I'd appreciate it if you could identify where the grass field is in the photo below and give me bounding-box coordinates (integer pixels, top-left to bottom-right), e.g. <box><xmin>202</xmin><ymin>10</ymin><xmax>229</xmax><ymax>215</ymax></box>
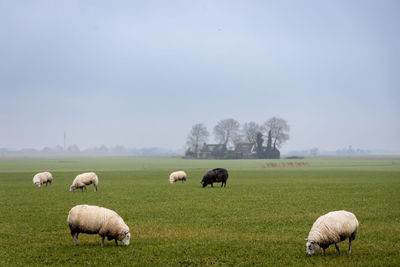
<box><xmin>0</xmin><ymin>157</ymin><xmax>399</xmax><ymax>266</ymax></box>
<box><xmin>0</xmin><ymin>156</ymin><xmax>399</xmax><ymax>172</ymax></box>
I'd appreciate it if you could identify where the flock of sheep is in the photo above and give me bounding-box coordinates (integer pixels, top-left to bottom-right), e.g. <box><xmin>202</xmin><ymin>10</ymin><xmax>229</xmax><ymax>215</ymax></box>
<box><xmin>32</xmin><ymin>171</ymin><xmax>98</xmax><ymax>192</ymax></box>
<box><xmin>32</xmin><ymin>169</ymin><xmax>359</xmax><ymax>255</ymax></box>
<box><xmin>33</xmin><ymin>171</ymin><xmax>128</xmax><ymax>246</ymax></box>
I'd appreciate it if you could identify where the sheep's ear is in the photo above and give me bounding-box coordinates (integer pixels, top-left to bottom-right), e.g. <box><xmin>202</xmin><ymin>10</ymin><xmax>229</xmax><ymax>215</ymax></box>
<box><xmin>304</xmin><ymin>238</ymin><xmax>308</xmax><ymax>241</ymax></box>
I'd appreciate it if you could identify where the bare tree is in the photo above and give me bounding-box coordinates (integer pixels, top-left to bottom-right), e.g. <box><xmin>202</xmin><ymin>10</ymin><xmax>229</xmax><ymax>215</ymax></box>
<box><xmin>186</xmin><ymin>123</ymin><xmax>209</xmax><ymax>154</ymax></box>
<box><xmin>242</xmin><ymin>121</ymin><xmax>262</xmax><ymax>144</ymax></box>
<box><xmin>263</xmin><ymin>117</ymin><xmax>290</xmax><ymax>148</ymax></box>
<box><xmin>213</xmin><ymin>118</ymin><xmax>240</xmax><ymax>147</ymax></box>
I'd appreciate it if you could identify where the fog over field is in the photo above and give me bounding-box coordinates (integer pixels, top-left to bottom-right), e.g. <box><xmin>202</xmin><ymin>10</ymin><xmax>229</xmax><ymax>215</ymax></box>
<box><xmin>0</xmin><ymin>1</ymin><xmax>399</xmax><ymax>154</ymax></box>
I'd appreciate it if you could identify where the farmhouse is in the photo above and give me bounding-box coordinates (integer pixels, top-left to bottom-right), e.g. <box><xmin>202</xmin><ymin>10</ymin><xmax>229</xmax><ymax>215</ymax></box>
<box><xmin>227</xmin><ymin>142</ymin><xmax>255</xmax><ymax>159</ymax></box>
<box><xmin>197</xmin><ymin>143</ymin><xmax>227</xmax><ymax>159</ymax></box>
<box><xmin>185</xmin><ymin>141</ymin><xmax>280</xmax><ymax>159</ymax></box>
<box><xmin>185</xmin><ymin>142</ymin><xmax>279</xmax><ymax>159</ymax></box>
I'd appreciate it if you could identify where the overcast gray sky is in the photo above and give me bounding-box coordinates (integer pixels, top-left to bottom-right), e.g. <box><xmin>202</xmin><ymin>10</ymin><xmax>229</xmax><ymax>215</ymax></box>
<box><xmin>0</xmin><ymin>0</ymin><xmax>399</xmax><ymax>153</ymax></box>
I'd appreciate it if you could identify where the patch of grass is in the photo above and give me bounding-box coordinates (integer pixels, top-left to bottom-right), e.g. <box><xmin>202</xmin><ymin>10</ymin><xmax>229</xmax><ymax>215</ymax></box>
<box><xmin>0</xmin><ymin>159</ymin><xmax>399</xmax><ymax>266</ymax></box>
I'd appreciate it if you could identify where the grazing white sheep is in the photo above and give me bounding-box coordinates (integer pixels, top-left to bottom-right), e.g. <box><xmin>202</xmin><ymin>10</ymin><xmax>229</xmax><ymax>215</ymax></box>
<box><xmin>67</xmin><ymin>204</ymin><xmax>130</xmax><ymax>246</ymax></box>
<box><xmin>305</xmin><ymin>210</ymin><xmax>359</xmax><ymax>256</ymax></box>
<box><xmin>69</xmin><ymin>172</ymin><xmax>98</xmax><ymax>192</ymax></box>
<box><xmin>169</xmin><ymin>171</ymin><xmax>187</xmax><ymax>184</ymax></box>
<box><xmin>32</xmin><ymin>172</ymin><xmax>53</xmax><ymax>187</ymax></box>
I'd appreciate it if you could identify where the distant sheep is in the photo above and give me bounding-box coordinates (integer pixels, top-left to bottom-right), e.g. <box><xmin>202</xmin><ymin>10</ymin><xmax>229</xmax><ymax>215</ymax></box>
<box><xmin>67</xmin><ymin>204</ymin><xmax>130</xmax><ymax>246</ymax></box>
<box><xmin>201</xmin><ymin>168</ymin><xmax>228</xmax><ymax>188</ymax></box>
<box><xmin>306</xmin><ymin>210</ymin><xmax>359</xmax><ymax>256</ymax></box>
<box><xmin>169</xmin><ymin>171</ymin><xmax>187</xmax><ymax>184</ymax></box>
<box><xmin>32</xmin><ymin>172</ymin><xmax>53</xmax><ymax>187</ymax></box>
<box><xmin>69</xmin><ymin>172</ymin><xmax>98</xmax><ymax>192</ymax></box>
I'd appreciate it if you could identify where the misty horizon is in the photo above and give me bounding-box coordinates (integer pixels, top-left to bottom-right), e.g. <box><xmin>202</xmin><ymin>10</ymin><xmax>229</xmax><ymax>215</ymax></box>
<box><xmin>1</xmin><ymin>143</ymin><xmax>398</xmax><ymax>157</ymax></box>
<box><xmin>1</xmin><ymin>1</ymin><xmax>399</xmax><ymax>153</ymax></box>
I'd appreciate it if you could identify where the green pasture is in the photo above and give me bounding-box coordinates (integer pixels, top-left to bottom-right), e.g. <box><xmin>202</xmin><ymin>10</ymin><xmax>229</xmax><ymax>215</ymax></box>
<box><xmin>0</xmin><ymin>158</ymin><xmax>399</xmax><ymax>266</ymax></box>
<box><xmin>0</xmin><ymin>156</ymin><xmax>399</xmax><ymax>172</ymax></box>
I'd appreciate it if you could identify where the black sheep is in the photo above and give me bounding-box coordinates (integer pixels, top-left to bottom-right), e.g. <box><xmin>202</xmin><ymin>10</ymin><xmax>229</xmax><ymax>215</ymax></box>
<box><xmin>201</xmin><ymin>168</ymin><xmax>229</xmax><ymax>188</ymax></box>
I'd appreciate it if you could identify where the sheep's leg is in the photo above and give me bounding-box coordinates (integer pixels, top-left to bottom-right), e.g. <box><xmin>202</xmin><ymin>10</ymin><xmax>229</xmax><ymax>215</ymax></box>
<box><xmin>84</xmin><ymin>186</ymin><xmax>87</xmax><ymax>192</ymax></box>
<box><xmin>80</xmin><ymin>187</ymin><xmax>83</xmax><ymax>192</ymax></box>
<box><xmin>101</xmin><ymin>236</ymin><xmax>105</xmax><ymax>247</ymax></box>
<box><xmin>72</xmin><ymin>233</ymin><xmax>79</xmax><ymax>245</ymax></box>
<box><xmin>211</xmin><ymin>183</ymin><xmax>213</xmax><ymax>187</ymax></box>
<box><xmin>94</xmin><ymin>185</ymin><xmax>97</xmax><ymax>192</ymax></box>
<box><xmin>115</xmin><ymin>239</ymin><xmax>118</xmax><ymax>246</ymax></box>
<box><xmin>322</xmin><ymin>248</ymin><xmax>326</xmax><ymax>255</ymax></box>
<box><xmin>335</xmin><ymin>243</ymin><xmax>341</xmax><ymax>255</ymax></box>
<box><xmin>348</xmin><ymin>238</ymin><xmax>352</xmax><ymax>254</ymax></box>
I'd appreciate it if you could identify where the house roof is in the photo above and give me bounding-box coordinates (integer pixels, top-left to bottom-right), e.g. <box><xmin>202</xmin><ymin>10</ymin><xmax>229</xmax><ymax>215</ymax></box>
<box><xmin>234</xmin><ymin>142</ymin><xmax>255</xmax><ymax>153</ymax></box>
<box><xmin>200</xmin><ymin>143</ymin><xmax>227</xmax><ymax>152</ymax></box>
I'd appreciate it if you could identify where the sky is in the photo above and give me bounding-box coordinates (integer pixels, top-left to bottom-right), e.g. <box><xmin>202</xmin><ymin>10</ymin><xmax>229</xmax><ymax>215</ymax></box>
<box><xmin>0</xmin><ymin>0</ymin><xmax>399</xmax><ymax>153</ymax></box>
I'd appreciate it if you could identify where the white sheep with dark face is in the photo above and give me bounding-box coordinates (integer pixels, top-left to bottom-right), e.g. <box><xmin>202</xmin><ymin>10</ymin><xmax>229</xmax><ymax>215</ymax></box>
<box><xmin>306</xmin><ymin>210</ymin><xmax>359</xmax><ymax>256</ymax></box>
<box><xmin>169</xmin><ymin>171</ymin><xmax>187</xmax><ymax>184</ymax></box>
<box><xmin>32</xmin><ymin>172</ymin><xmax>53</xmax><ymax>187</ymax></box>
<box><xmin>69</xmin><ymin>172</ymin><xmax>98</xmax><ymax>192</ymax></box>
<box><xmin>67</xmin><ymin>204</ymin><xmax>130</xmax><ymax>247</ymax></box>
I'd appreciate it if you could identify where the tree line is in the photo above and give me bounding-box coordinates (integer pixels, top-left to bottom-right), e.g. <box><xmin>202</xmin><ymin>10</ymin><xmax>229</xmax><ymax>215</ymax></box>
<box><xmin>186</xmin><ymin>117</ymin><xmax>290</xmax><ymax>157</ymax></box>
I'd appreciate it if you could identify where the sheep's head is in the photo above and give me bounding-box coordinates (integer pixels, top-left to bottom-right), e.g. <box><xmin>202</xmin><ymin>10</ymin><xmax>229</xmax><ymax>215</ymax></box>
<box><xmin>201</xmin><ymin>175</ymin><xmax>209</xmax><ymax>188</ymax></box>
<box><xmin>305</xmin><ymin>239</ymin><xmax>320</xmax><ymax>255</ymax></box>
<box><xmin>69</xmin><ymin>185</ymin><xmax>76</xmax><ymax>192</ymax></box>
<box><xmin>119</xmin><ymin>230</ymin><xmax>130</xmax><ymax>246</ymax></box>
<box><xmin>34</xmin><ymin>182</ymin><xmax>41</xmax><ymax>187</ymax></box>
